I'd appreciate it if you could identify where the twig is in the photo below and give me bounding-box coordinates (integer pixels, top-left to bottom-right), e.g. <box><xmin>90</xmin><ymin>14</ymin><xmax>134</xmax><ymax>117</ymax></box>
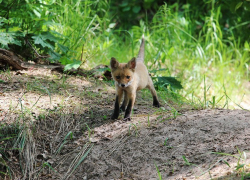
<box><xmin>25</xmin><ymin>39</ymin><xmax>49</xmax><ymax>59</ymax></box>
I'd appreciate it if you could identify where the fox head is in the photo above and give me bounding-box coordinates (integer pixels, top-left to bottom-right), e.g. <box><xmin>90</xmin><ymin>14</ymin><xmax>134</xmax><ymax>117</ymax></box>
<box><xmin>110</xmin><ymin>57</ymin><xmax>136</xmax><ymax>88</ymax></box>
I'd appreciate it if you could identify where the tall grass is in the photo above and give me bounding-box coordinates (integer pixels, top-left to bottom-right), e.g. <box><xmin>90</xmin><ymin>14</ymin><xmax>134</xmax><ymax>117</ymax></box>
<box><xmin>83</xmin><ymin>2</ymin><xmax>249</xmax><ymax>109</ymax></box>
<box><xmin>44</xmin><ymin>0</ymin><xmax>250</xmax><ymax>108</ymax></box>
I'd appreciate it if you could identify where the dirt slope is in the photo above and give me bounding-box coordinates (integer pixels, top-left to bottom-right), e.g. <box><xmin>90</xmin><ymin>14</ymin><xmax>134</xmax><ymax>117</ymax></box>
<box><xmin>70</xmin><ymin>109</ymin><xmax>250</xmax><ymax>180</ymax></box>
<box><xmin>1</xmin><ymin>67</ymin><xmax>250</xmax><ymax>180</ymax></box>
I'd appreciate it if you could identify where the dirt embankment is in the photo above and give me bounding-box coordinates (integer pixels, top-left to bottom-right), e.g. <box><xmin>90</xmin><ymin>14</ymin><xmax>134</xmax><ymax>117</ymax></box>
<box><xmin>1</xmin><ymin>67</ymin><xmax>250</xmax><ymax>180</ymax></box>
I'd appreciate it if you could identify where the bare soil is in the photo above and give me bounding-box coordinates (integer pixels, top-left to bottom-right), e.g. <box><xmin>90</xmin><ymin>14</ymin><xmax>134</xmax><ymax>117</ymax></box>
<box><xmin>1</xmin><ymin>66</ymin><xmax>250</xmax><ymax>180</ymax></box>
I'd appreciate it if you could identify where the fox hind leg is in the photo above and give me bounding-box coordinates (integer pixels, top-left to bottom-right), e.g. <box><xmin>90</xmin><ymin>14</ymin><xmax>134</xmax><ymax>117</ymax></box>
<box><xmin>147</xmin><ymin>78</ymin><xmax>160</xmax><ymax>107</ymax></box>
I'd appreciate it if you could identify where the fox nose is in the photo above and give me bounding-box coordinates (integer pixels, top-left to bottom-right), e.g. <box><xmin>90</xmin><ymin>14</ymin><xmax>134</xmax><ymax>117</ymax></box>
<box><xmin>121</xmin><ymin>84</ymin><xmax>125</xmax><ymax>87</ymax></box>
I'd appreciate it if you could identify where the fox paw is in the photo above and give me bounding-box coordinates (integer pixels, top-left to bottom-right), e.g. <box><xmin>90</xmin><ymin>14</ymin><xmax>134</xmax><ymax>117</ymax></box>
<box><xmin>153</xmin><ymin>101</ymin><xmax>160</xmax><ymax>108</ymax></box>
<box><xmin>123</xmin><ymin>117</ymin><xmax>131</xmax><ymax>121</ymax></box>
<box><xmin>111</xmin><ymin>114</ymin><xmax>119</xmax><ymax>120</ymax></box>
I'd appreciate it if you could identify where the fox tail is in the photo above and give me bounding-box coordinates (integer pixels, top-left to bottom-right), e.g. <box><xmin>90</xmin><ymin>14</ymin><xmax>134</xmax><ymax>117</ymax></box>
<box><xmin>136</xmin><ymin>34</ymin><xmax>145</xmax><ymax>62</ymax></box>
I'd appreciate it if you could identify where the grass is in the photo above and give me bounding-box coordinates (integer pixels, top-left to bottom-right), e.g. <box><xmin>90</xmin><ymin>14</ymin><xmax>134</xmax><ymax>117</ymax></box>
<box><xmin>211</xmin><ymin>148</ymin><xmax>250</xmax><ymax>179</ymax></box>
<box><xmin>68</xmin><ymin>2</ymin><xmax>248</xmax><ymax>110</ymax></box>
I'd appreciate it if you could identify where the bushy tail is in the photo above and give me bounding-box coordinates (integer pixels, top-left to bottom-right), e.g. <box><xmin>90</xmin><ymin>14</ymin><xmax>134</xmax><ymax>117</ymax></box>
<box><xmin>136</xmin><ymin>34</ymin><xmax>145</xmax><ymax>62</ymax></box>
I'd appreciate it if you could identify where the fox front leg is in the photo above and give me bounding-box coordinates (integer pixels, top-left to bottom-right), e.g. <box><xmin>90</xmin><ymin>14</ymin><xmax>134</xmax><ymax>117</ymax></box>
<box><xmin>111</xmin><ymin>90</ymin><xmax>123</xmax><ymax>120</ymax></box>
<box><xmin>120</xmin><ymin>91</ymin><xmax>128</xmax><ymax>112</ymax></box>
<box><xmin>123</xmin><ymin>93</ymin><xmax>135</xmax><ymax>121</ymax></box>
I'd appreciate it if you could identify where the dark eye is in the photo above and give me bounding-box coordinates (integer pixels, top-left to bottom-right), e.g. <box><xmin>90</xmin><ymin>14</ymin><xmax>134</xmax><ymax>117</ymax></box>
<box><xmin>116</xmin><ymin>76</ymin><xmax>120</xmax><ymax>79</ymax></box>
<box><xmin>126</xmin><ymin>76</ymin><xmax>130</xmax><ymax>79</ymax></box>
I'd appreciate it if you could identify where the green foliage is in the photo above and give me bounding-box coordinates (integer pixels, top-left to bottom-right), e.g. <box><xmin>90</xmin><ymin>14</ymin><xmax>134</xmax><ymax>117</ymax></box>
<box><xmin>109</xmin><ymin>0</ymin><xmax>164</xmax><ymax>29</ymax></box>
<box><xmin>0</xmin><ymin>0</ymin><xmax>249</xmax><ymax>107</ymax></box>
<box><xmin>0</xmin><ymin>0</ymin><xmax>63</xmax><ymax>61</ymax></box>
<box><xmin>153</xmin><ymin>76</ymin><xmax>183</xmax><ymax>91</ymax></box>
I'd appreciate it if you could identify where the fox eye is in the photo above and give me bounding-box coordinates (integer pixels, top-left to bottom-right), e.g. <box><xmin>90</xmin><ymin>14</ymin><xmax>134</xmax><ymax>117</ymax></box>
<box><xmin>126</xmin><ymin>76</ymin><xmax>130</xmax><ymax>79</ymax></box>
<box><xmin>116</xmin><ymin>76</ymin><xmax>120</xmax><ymax>79</ymax></box>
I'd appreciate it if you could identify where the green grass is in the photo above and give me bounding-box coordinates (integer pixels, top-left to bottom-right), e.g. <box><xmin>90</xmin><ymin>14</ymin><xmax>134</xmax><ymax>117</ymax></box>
<box><xmin>79</xmin><ymin>2</ymin><xmax>249</xmax><ymax>110</ymax></box>
<box><xmin>1</xmin><ymin>0</ymin><xmax>249</xmax><ymax>109</ymax></box>
<box><xmin>211</xmin><ymin>148</ymin><xmax>250</xmax><ymax>179</ymax></box>
<box><xmin>48</xmin><ymin>0</ymin><xmax>250</xmax><ymax>110</ymax></box>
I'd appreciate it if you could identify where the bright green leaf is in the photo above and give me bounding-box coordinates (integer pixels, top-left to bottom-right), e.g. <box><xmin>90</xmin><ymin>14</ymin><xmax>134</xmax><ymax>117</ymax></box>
<box><xmin>33</xmin><ymin>9</ymin><xmax>41</xmax><ymax>18</ymax></box>
<box><xmin>167</xmin><ymin>47</ymin><xmax>174</xmax><ymax>56</ymax></box>
<box><xmin>132</xmin><ymin>6</ymin><xmax>141</xmax><ymax>13</ymax></box>
<box><xmin>244</xmin><ymin>41</ymin><xmax>249</xmax><ymax>50</ymax></box>
<box><xmin>235</xmin><ymin>164</ymin><xmax>245</xmax><ymax>170</ymax></box>
<box><xmin>123</xmin><ymin>6</ymin><xmax>130</xmax><ymax>12</ymax></box>
<box><xmin>235</xmin><ymin>2</ymin><xmax>243</xmax><ymax>11</ymax></box>
<box><xmin>59</xmin><ymin>56</ymin><xmax>71</xmax><ymax>65</ymax></box>
<box><xmin>64</xmin><ymin>60</ymin><xmax>82</xmax><ymax>71</ymax></box>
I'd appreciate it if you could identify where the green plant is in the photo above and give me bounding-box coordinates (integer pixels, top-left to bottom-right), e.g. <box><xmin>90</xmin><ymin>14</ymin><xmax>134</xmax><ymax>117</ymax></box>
<box><xmin>182</xmin><ymin>155</ymin><xmax>193</xmax><ymax>166</ymax></box>
<box><xmin>154</xmin><ymin>162</ymin><xmax>162</xmax><ymax>180</ymax></box>
<box><xmin>103</xmin><ymin>115</ymin><xmax>107</xmax><ymax>120</ymax></box>
<box><xmin>62</xmin><ymin>144</ymin><xmax>93</xmax><ymax>180</ymax></box>
<box><xmin>147</xmin><ymin>114</ymin><xmax>150</xmax><ymax>127</ymax></box>
<box><xmin>55</xmin><ymin>131</ymin><xmax>73</xmax><ymax>155</ymax></box>
<box><xmin>36</xmin><ymin>162</ymin><xmax>58</xmax><ymax>178</ymax></box>
<box><xmin>128</xmin><ymin>123</ymin><xmax>138</xmax><ymax>137</ymax></box>
<box><xmin>84</xmin><ymin>123</ymin><xmax>93</xmax><ymax>142</ymax></box>
<box><xmin>212</xmin><ymin>147</ymin><xmax>250</xmax><ymax>179</ymax></box>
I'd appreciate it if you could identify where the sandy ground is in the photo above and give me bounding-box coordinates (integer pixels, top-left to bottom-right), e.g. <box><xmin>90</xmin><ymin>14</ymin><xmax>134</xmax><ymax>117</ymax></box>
<box><xmin>69</xmin><ymin>109</ymin><xmax>250</xmax><ymax>180</ymax></box>
<box><xmin>1</xmin><ymin>67</ymin><xmax>250</xmax><ymax>180</ymax></box>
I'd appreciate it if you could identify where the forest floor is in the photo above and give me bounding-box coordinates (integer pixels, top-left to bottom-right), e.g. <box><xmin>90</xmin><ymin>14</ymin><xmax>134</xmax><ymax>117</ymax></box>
<box><xmin>1</xmin><ymin>66</ymin><xmax>250</xmax><ymax>180</ymax></box>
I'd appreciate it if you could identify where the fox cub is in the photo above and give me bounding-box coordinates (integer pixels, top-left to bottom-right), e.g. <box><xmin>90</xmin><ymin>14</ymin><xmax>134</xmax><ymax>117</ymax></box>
<box><xmin>110</xmin><ymin>36</ymin><xmax>160</xmax><ymax>120</ymax></box>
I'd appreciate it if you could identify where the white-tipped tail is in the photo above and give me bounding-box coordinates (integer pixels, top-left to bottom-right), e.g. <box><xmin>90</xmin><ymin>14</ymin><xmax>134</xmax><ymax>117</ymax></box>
<box><xmin>136</xmin><ymin>34</ymin><xmax>145</xmax><ymax>62</ymax></box>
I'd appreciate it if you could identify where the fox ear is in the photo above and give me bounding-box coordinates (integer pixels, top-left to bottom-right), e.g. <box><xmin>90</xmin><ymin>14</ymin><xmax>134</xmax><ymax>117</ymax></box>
<box><xmin>110</xmin><ymin>57</ymin><xmax>119</xmax><ymax>69</ymax></box>
<box><xmin>127</xmin><ymin>57</ymin><xmax>136</xmax><ymax>70</ymax></box>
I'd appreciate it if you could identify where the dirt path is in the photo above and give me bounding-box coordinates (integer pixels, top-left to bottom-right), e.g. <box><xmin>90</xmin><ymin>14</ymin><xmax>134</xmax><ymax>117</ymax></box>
<box><xmin>68</xmin><ymin>109</ymin><xmax>250</xmax><ymax>180</ymax></box>
<box><xmin>1</xmin><ymin>67</ymin><xmax>250</xmax><ymax>180</ymax></box>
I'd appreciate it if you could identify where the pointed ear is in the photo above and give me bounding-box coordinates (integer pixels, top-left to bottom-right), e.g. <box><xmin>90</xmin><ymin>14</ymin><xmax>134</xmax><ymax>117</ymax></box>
<box><xmin>110</xmin><ymin>57</ymin><xmax>119</xmax><ymax>69</ymax></box>
<box><xmin>127</xmin><ymin>57</ymin><xmax>136</xmax><ymax>70</ymax></box>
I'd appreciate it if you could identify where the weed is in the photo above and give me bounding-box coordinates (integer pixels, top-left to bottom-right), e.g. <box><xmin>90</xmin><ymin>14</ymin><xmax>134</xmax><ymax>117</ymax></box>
<box><xmin>212</xmin><ymin>147</ymin><xmax>250</xmax><ymax>179</ymax></box>
<box><xmin>84</xmin><ymin>123</ymin><xmax>93</xmax><ymax>142</ymax></box>
<box><xmin>147</xmin><ymin>114</ymin><xmax>150</xmax><ymax>127</ymax></box>
<box><xmin>62</xmin><ymin>144</ymin><xmax>93</xmax><ymax>180</ymax></box>
<box><xmin>37</xmin><ymin>162</ymin><xmax>58</xmax><ymax>178</ymax></box>
<box><xmin>182</xmin><ymin>155</ymin><xmax>192</xmax><ymax>166</ymax></box>
<box><xmin>55</xmin><ymin>131</ymin><xmax>73</xmax><ymax>155</ymax></box>
<box><xmin>154</xmin><ymin>162</ymin><xmax>162</xmax><ymax>180</ymax></box>
<box><xmin>128</xmin><ymin>123</ymin><xmax>138</xmax><ymax>137</ymax></box>
<box><xmin>102</xmin><ymin>115</ymin><xmax>107</xmax><ymax>120</ymax></box>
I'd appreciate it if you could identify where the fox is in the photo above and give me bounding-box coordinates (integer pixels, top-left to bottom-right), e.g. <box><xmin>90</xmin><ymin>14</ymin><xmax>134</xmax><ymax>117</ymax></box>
<box><xmin>110</xmin><ymin>35</ymin><xmax>160</xmax><ymax>121</ymax></box>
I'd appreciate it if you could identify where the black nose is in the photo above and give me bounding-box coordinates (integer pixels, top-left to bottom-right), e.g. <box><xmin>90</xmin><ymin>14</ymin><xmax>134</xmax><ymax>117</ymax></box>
<box><xmin>121</xmin><ymin>84</ymin><xmax>125</xmax><ymax>87</ymax></box>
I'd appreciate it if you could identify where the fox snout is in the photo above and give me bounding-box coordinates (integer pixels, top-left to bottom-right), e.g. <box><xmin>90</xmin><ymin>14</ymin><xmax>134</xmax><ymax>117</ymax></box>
<box><xmin>118</xmin><ymin>82</ymin><xmax>131</xmax><ymax>88</ymax></box>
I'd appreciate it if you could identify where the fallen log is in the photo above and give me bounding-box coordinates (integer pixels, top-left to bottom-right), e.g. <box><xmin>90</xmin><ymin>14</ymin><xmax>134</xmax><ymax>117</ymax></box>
<box><xmin>0</xmin><ymin>48</ymin><xmax>28</xmax><ymax>70</ymax></box>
